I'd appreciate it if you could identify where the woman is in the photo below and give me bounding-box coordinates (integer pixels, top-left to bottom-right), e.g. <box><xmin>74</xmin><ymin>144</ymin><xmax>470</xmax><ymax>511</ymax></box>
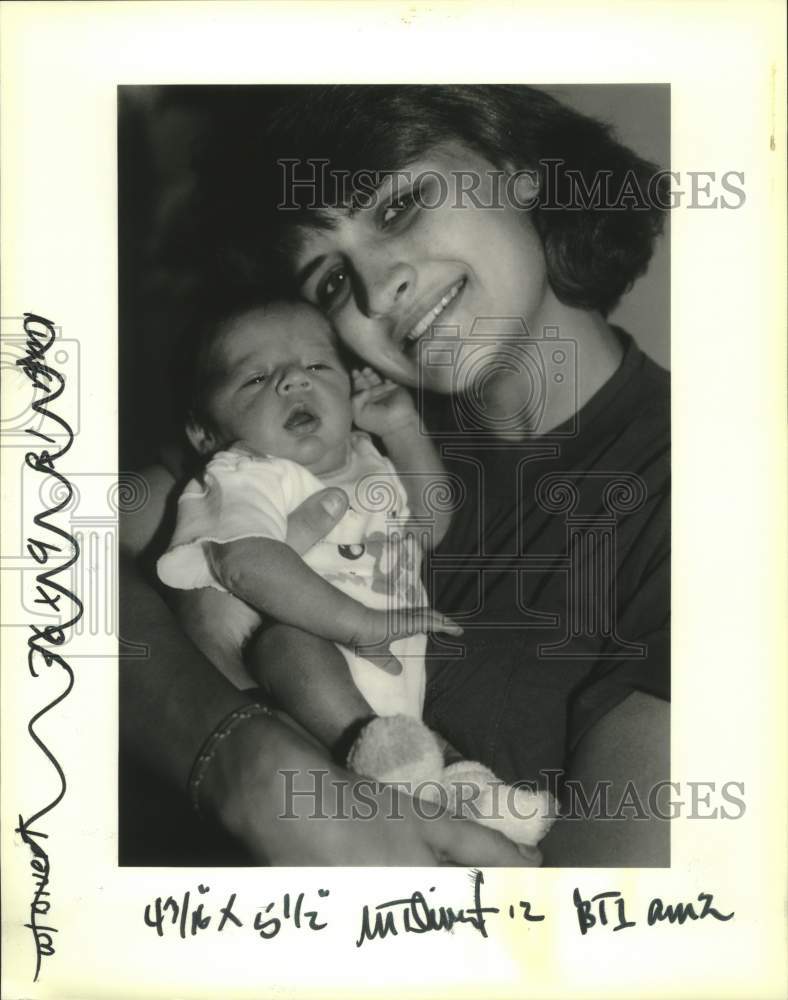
<box><xmin>120</xmin><ymin>84</ymin><xmax>669</xmax><ymax>866</ymax></box>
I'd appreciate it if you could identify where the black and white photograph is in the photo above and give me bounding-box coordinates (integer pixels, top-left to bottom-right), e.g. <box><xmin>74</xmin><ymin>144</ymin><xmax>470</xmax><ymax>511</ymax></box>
<box><xmin>2</xmin><ymin>4</ymin><xmax>785</xmax><ymax>999</ymax></box>
<box><xmin>118</xmin><ymin>83</ymin><xmax>672</xmax><ymax>869</ymax></box>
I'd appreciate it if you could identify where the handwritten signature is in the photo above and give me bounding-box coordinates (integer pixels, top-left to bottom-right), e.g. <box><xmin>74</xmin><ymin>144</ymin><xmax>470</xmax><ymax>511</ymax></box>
<box><xmin>13</xmin><ymin>312</ymin><xmax>82</xmax><ymax>982</ymax></box>
<box><xmin>356</xmin><ymin>870</ymin><xmax>543</xmax><ymax>946</ymax></box>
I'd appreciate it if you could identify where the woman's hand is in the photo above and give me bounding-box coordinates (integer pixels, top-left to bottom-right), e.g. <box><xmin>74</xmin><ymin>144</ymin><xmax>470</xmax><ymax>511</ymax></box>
<box><xmin>286</xmin><ymin>487</ymin><xmax>349</xmax><ymax>554</ymax></box>
<box><xmin>201</xmin><ymin>710</ymin><xmax>542</xmax><ymax>867</ymax></box>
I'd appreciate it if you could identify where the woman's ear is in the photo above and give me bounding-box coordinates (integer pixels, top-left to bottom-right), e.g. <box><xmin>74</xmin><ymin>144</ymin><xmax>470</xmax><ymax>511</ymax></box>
<box><xmin>185</xmin><ymin>414</ymin><xmax>217</xmax><ymax>456</ymax></box>
<box><xmin>505</xmin><ymin>165</ymin><xmax>540</xmax><ymax>210</ymax></box>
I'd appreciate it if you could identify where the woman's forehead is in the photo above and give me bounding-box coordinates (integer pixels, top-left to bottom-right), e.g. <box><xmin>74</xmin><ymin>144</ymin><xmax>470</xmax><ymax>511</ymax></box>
<box><xmin>306</xmin><ymin>141</ymin><xmax>493</xmax><ymax>203</ymax></box>
<box><xmin>283</xmin><ymin>141</ymin><xmax>500</xmax><ymax>264</ymax></box>
<box><xmin>288</xmin><ymin>214</ymin><xmax>346</xmax><ymax>260</ymax></box>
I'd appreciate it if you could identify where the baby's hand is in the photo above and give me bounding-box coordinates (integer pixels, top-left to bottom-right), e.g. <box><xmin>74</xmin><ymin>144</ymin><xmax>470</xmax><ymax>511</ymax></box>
<box><xmin>352</xmin><ymin>606</ymin><xmax>463</xmax><ymax>676</ymax></box>
<box><xmin>352</xmin><ymin>367</ymin><xmax>419</xmax><ymax>438</ymax></box>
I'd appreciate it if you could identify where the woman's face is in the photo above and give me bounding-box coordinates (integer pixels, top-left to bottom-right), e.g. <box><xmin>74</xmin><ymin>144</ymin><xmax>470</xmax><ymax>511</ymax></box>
<box><xmin>291</xmin><ymin>142</ymin><xmax>553</xmax><ymax>395</ymax></box>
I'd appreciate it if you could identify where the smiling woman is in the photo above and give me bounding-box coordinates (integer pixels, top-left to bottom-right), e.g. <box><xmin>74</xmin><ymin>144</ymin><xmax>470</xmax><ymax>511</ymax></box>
<box><xmin>261</xmin><ymin>84</ymin><xmax>670</xmax><ymax>838</ymax></box>
<box><xmin>118</xmin><ymin>83</ymin><xmax>670</xmax><ymax>867</ymax></box>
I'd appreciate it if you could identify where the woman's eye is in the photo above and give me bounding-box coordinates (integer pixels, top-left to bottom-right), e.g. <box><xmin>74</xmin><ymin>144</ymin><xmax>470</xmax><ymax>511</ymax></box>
<box><xmin>381</xmin><ymin>188</ymin><xmax>418</xmax><ymax>227</ymax></box>
<box><xmin>306</xmin><ymin>363</ymin><xmax>329</xmax><ymax>372</ymax></box>
<box><xmin>317</xmin><ymin>267</ymin><xmax>350</xmax><ymax>309</ymax></box>
<box><xmin>242</xmin><ymin>373</ymin><xmax>268</xmax><ymax>388</ymax></box>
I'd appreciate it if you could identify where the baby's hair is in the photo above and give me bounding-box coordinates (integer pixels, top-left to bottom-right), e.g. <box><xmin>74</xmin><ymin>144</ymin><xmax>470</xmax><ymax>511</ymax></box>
<box><xmin>170</xmin><ymin>286</ymin><xmax>284</xmax><ymax>433</ymax></box>
<box><xmin>260</xmin><ymin>85</ymin><xmax>667</xmax><ymax>315</ymax></box>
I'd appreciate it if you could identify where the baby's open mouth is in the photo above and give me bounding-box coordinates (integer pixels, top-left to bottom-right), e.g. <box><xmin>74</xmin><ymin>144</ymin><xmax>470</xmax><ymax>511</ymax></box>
<box><xmin>284</xmin><ymin>403</ymin><xmax>320</xmax><ymax>433</ymax></box>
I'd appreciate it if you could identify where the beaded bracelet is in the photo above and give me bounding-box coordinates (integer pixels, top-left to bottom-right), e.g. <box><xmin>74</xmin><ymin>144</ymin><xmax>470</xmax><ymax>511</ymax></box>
<box><xmin>187</xmin><ymin>703</ymin><xmax>273</xmax><ymax>816</ymax></box>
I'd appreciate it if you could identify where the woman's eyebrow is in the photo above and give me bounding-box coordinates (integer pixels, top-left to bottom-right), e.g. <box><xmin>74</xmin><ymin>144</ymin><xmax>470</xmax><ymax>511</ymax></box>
<box><xmin>295</xmin><ymin>254</ymin><xmax>326</xmax><ymax>288</ymax></box>
<box><xmin>347</xmin><ymin>172</ymin><xmax>392</xmax><ymax>214</ymax></box>
<box><xmin>292</xmin><ymin>173</ymin><xmax>399</xmax><ymax>287</ymax></box>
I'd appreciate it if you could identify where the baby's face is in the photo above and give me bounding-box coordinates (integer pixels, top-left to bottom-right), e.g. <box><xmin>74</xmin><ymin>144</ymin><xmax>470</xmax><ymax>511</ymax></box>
<box><xmin>196</xmin><ymin>302</ymin><xmax>353</xmax><ymax>475</ymax></box>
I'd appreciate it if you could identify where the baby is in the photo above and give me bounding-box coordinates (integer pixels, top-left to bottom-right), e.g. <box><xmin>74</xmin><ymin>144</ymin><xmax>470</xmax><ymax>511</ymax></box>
<box><xmin>158</xmin><ymin>297</ymin><xmax>554</xmax><ymax>846</ymax></box>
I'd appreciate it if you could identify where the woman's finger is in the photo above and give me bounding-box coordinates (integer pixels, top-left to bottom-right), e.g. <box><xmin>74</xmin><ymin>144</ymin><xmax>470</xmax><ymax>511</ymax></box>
<box><xmin>429</xmin><ymin>814</ymin><xmax>542</xmax><ymax>867</ymax></box>
<box><xmin>285</xmin><ymin>488</ymin><xmax>348</xmax><ymax>554</ymax></box>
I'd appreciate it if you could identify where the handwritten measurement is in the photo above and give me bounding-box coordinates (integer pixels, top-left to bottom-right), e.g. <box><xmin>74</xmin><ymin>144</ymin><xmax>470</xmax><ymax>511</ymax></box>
<box><xmin>144</xmin><ymin>886</ymin><xmax>330</xmax><ymax>940</ymax></box>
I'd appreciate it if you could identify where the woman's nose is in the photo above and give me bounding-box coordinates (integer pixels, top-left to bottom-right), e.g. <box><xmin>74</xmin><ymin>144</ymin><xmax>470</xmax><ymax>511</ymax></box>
<box><xmin>360</xmin><ymin>260</ymin><xmax>416</xmax><ymax>318</ymax></box>
<box><xmin>277</xmin><ymin>365</ymin><xmax>312</xmax><ymax>394</ymax></box>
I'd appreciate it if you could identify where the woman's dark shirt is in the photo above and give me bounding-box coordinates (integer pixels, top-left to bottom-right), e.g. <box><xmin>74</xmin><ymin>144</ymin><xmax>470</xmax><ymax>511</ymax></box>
<box><xmin>422</xmin><ymin>330</ymin><xmax>670</xmax><ymax>785</ymax></box>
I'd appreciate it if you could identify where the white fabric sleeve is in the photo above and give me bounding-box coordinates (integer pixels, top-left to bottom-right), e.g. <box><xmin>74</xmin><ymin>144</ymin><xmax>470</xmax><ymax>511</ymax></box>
<box><xmin>156</xmin><ymin>450</ymin><xmax>296</xmax><ymax>592</ymax></box>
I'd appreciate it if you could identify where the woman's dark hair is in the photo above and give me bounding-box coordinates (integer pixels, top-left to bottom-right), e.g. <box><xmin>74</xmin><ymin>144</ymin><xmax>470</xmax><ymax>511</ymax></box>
<box><xmin>257</xmin><ymin>85</ymin><xmax>667</xmax><ymax>315</ymax></box>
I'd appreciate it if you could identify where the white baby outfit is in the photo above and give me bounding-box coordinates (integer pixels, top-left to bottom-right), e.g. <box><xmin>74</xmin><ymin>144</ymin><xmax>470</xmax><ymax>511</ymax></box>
<box><xmin>157</xmin><ymin>434</ymin><xmax>427</xmax><ymax>717</ymax></box>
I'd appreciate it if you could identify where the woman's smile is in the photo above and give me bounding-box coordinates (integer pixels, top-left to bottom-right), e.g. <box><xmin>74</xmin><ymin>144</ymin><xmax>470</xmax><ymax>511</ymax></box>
<box><xmin>400</xmin><ymin>276</ymin><xmax>467</xmax><ymax>354</ymax></box>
